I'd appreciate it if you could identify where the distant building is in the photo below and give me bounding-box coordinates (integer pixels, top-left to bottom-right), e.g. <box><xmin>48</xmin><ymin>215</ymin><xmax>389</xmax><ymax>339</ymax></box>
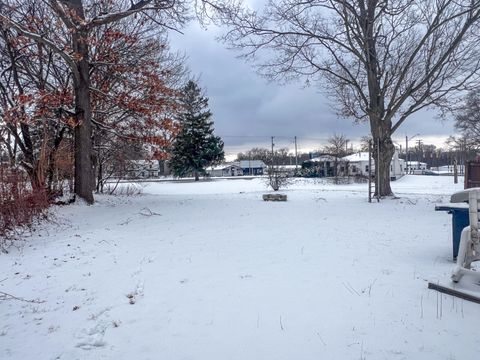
<box><xmin>434</xmin><ymin>165</ymin><xmax>465</xmax><ymax>174</ymax></box>
<box><xmin>342</xmin><ymin>152</ymin><xmax>370</xmax><ymax>176</ymax></box>
<box><xmin>302</xmin><ymin>155</ymin><xmax>337</xmax><ymax>177</ymax></box>
<box><xmin>341</xmin><ymin>149</ymin><xmax>405</xmax><ymax>180</ymax></box>
<box><xmin>125</xmin><ymin>160</ymin><xmax>160</xmax><ymax>179</ymax></box>
<box><xmin>158</xmin><ymin>160</ymin><xmax>171</xmax><ymax>176</ymax></box>
<box><xmin>276</xmin><ymin>165</ymin><xmax>299</xmax><ymax>177</ymax></box>
<box><xmin>406</xmin><ymin>161</ymin><xmax>427</xmax><ymax>173</ymax></box>
<box><xmin>206</xmin><ymin>163</ymin><xmax>243</xmax><ymax>177</ymax></box>
<box><xmin>237</xmin><ymin>160</ymin><xmax>267</xmax><ymax>175</ymax></box>
<box><xmin>390</xmin><ymin>151</ymin><xmax>406</xmax><ymax>180</ymax></box>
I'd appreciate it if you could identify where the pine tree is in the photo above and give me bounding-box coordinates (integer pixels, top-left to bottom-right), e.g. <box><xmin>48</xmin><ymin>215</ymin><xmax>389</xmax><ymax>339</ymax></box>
<box><xmin>170</xmin><ymin>81</ymin><xmax>225</xmax><ymax>181</ymax></box>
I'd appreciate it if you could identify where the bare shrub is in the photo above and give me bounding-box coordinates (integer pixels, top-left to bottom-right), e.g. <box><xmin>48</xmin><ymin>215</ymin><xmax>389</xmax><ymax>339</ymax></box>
<box><xmin>0</xmin><ymin>166</ymin><xmax>49</xmax><ymax>250</ymax></box>
<box><xmin>103</xmin><ymin>182</ymin><xmax>144</xmax><ymax>196</ymax></box>
<box><xmin>266</xmin><ymin>166</ymin><xmax>291</xmax><ymax>191</ymax></box>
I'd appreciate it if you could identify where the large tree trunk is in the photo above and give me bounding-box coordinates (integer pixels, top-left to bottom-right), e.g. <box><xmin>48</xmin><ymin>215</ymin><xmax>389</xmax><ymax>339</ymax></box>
<box><xmin>71</xmin><ymin>7</ymin><xmax>94</xmax><ymax>204</ymax></box>
<box><xmin>73</xmin><ymin>77</ymin><xmax>94</xmax><ymax>203</ymax></box>
<box><xmin>371</xmin><ymin>119</ymin><xmax>395</xmax><ymax>197</ymax></box>
<box><xmin>194</xmin><ymin>171</ymin><xmax>199</xmax><ymax>181</ymax></box>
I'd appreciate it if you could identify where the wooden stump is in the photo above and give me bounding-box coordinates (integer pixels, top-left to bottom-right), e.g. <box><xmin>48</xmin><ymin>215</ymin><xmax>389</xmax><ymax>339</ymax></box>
<box><xmin>263</xmin><ymin>194</ymin><xmax>287</xmax><ymax>201</ymax></box>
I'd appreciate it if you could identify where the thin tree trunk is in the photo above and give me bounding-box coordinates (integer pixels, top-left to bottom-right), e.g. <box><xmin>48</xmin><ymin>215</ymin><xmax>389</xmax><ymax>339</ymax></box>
<box><xmin>194</xmin><ymin>171</ymin><xmax>199</xmax><ymax>181</ymax></box>
<box><xmin>46</xmin><ymin>128</ymin><xmax>66</xmax><ymax>197</ymax></box>
<box><xmin>96</xmin><ymin>159</ymin><xmax>103</xmax><ymax>193</ymax></box>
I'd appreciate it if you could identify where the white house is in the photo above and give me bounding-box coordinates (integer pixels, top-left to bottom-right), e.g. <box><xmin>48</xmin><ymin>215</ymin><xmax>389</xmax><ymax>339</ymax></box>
<box><xmin>125</xmin><ymin>160</ymin><xmax>160</xmax><ymax>179</ymax></box>
<box><xmin>406</xmin><ymin>161</ymin><xmax>427</xmax><ymax>173</ymax></box>
<box><xmin>206</xmin><ymin>163</ymin><xmax>243</xmax><ymax>177</ymax></box>
<box><xmin>390</xmin><ymin>151</ymin><xmax>406</xmax><ymax>180</ymax></box>
<box><xmin>342</xmin><ymin>152</ymin><xmax>370</xmax><ymax>176</ymax></box>
<box><xmin>342</xmin><ymin>150</ymin><xmax>405</xmax><ymax>180</ymax></box>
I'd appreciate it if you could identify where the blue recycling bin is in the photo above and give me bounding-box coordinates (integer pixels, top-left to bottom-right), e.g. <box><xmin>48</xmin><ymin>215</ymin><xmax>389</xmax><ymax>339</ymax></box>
<box><xmin>435</xmin><ymin>205</ymin><xmax>470</xmax><ymax>260</ymax></box>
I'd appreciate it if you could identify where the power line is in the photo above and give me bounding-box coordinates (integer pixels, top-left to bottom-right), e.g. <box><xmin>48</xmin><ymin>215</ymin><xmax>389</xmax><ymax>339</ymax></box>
<box><xmin>217</xmin><ymin>134</ymin><xmax>332</xmax><ymax>142</ymax></box>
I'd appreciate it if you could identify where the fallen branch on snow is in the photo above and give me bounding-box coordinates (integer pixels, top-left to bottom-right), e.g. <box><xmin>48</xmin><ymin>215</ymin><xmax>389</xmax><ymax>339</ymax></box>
<box><xmin>139</xmin><ymin>208</ymin><xmax>162</xmax><ymax>217</ymax></box>
<box><xmin>0</xmin><ymin>291</ymin><xmax>45</xmax><ymax>304</ymax></box>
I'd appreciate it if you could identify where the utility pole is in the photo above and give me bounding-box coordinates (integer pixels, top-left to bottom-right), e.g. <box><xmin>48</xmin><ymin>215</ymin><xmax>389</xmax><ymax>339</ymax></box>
<box><xmin>416</xmin><ymin>139</ymin><xmax>423</xmax><ymax>162</ymax></box>
<box><xmin>405</xmin><ymin>135</ymin><xmax>408</xmax><ymax>174</ymax></box>
<box><xmin>271</xmin><ymin>136</ymin><xmax>275</xmax><ymax>166</ymax></box>
<box><xmin>405</xmin><ymin>133</ymin><xmax>420</xmax><ymax>174</ymax></box>
<box><xmin>294</xmin><ymin>136</ymin><xmax>298</xmax><ymax>173</ymax></box>
<box><xmin>454</xmin><ymin>158</ymin><xmax>458</xmax><ymax>184</ymax></box>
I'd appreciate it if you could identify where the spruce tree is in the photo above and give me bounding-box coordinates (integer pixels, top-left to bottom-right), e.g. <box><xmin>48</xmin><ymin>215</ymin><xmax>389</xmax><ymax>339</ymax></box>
<box><xmin>170</xmin><ymin>81</ymin><xmax>225</xmax><ymax>181</ymax></box>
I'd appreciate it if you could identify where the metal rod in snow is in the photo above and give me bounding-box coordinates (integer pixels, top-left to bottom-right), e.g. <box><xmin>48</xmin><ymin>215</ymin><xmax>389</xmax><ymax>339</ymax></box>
<box><xmin>377</xmin><ymin>138</ymin><xmax>380</xmax><ymax>201</ymax></box>
<box><xmin>271</xmin><ymin>136</ymin><xmax>275</xmax><ymax>166</ymax></box>
<box><xmin>368</xmin><ymin>140</ymin><xmax>372</xmax><ymax>203</ymax></box>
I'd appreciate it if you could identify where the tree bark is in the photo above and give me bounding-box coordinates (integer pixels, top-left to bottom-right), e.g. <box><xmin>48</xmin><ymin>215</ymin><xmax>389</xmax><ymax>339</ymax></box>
<box><xmin>194</xmin><ymin>171</ymin><xmax>199</xmax><ymax>181</ymax></box>
<box><xmin>70</xmin><ymin>4</ymin><xmax>94</xmax><ymax>204</ymax></box>
<box><xmin>370</xmin><ymin>118</ymin><xmax>395</xmax><ymax>197</ymax></box>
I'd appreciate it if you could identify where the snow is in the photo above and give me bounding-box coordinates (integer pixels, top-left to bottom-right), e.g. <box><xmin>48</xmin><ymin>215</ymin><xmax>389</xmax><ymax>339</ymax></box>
<box><xmin>343</xmin><ymin>152</ymin><xmax>370</xmax><ymax>162</ymax></box>
<box><xmin>1</xmin><ymin>175</ymin><xmax>479</xmax><ymax>359</ymax></box>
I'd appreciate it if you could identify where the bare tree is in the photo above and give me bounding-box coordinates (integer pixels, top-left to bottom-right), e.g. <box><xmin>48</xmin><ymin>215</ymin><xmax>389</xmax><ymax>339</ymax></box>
<box><xmin>359</xmin><ymin>136</ymin><xmax>373</xmax><ymax>153</ymax></box>
<box><xmin>454</xmin><ymin>90</ymin><xmax>480</xmax><ymax>145</ymax></box>
<box><xmin>236</xmin><ymin>147</ymin><xmax>272</xmax><ymax>165</ymax></box>
<box><xmin>265</xmin><ymin>150</ymin><xmax>292</xmax><ymax>191</ymax></box>
<box><xmin>323</xmin><ymin>134</ymin><xmax>350</xmax><ymax>177</ymax></box>
<box><xmin>446</xmin><ymin>135</ymin><xmax>478</xmax><ymax>165</ymax></box>
<box><xmin>215</xmin><ymin>0</ymin><xmax>480</xmax><ymax>196</ymax></box>
<box><xmin>266</xmin><ymin>165</ymin><xmax>289</xmax><ymax>191</ymax></box>
<box><xmin>0</xmin><ymin>17</ymin><xmax>72</xmax><ymax>196</ymax></box>
<box><xmin>0</xmin><ymin>0</ymin><xmax>188</xmax><ymax>203</ymax></box>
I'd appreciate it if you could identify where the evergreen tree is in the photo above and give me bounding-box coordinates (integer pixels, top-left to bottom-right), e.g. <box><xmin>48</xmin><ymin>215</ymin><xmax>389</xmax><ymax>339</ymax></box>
<box><xmin>170</xmin><ymin>81</ymin><xmax>225</xmax><ymax>181</ymax></box>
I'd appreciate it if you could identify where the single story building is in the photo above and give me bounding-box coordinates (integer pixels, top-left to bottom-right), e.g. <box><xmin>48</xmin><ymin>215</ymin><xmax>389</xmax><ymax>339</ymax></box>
<box><xmin>125</xmin><ymin>160</ymin><xmax>160</xmax><ymax>179</ymax></box>
<box><xmin>406</xmin><ymin>161</ymin><xmax>427</xmax><ymax>173</ymax></box>
<box><xmin>302</xmin><ymin>155</ymin><xmax>337</xmax><ymax>177</ymax></box>
<box><xmin>237</xmin><ymin>160</ymin><xmax>267</xmax><ymax>176</ymax></box>
<box><xmin>342</xmin><ymin>150</ymin><xmax>405</xmax><ymax>180</ymax></box>
<box><xmin>206</xmin><ymin>163</ymin><xmax>243</xmax><ymax>177</ymax></box>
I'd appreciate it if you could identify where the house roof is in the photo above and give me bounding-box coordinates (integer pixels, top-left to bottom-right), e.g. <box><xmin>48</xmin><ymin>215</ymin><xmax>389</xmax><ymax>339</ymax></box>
<box><xmin>278</xmin><ymin>165</ymin><xmax>298</xmax><ymax>169</ymax></box>
<box><xmin>207</xmin><ymin>163</ymin><xmax>242</xmax><ymax>171</ymax></box>
<box><xmin>342</xmin><ymin>152</ymin><xmax>370</xmax><ymax>162</ymax></box>
<box><xmin>307</xmin><ymin>155</ymin><xmax>337</xmax><ymax>162</ymax></box>
<box><xmin>237</xmin><ymin>160</ymin><xmax>267</xmax><ymax>168</ymax></box>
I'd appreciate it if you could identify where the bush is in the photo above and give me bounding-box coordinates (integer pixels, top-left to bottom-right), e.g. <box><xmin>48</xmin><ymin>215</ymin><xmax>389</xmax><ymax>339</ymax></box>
<box><xmin>0</xmin><ymin>165</ymin><xmax>49</xmax><ymax>250</ymax></box>
<box><xmin>266</xmin><ymin>166</ymin><xmax>291</xmax><ymax>191</ymax></box>
<box><xmin>103</xmin><ymin>182</ymin><xmax>144</xmax><ymax>196</ymax></box>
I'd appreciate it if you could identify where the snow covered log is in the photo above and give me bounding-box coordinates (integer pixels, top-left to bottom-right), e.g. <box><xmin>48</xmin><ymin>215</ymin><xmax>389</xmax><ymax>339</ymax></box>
<box><xmin>263</xmin><ymin>194</ymin><xmax>287</xmax><ymax>201</ymax></box>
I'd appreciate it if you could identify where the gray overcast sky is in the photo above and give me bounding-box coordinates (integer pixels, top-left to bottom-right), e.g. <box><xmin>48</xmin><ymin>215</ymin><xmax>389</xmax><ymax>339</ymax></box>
<box><xmin>169</xmin><ymin>22</ymin><xmax>457</xmax><ymax>159</ymax></box>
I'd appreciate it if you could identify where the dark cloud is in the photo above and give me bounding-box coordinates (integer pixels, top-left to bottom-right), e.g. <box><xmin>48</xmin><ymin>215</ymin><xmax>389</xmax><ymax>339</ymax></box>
<box><xmin>169</xmin><ymin>23</ymin><xmax>456</xmax><ymax>157</ymax></box>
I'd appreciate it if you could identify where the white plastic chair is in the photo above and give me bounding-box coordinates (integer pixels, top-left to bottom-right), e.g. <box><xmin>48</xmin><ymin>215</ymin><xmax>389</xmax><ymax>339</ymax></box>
<box><xmin>451</xmin><ymin>188</ymin><xmax>480</xmax><ymax>282</ymax></box>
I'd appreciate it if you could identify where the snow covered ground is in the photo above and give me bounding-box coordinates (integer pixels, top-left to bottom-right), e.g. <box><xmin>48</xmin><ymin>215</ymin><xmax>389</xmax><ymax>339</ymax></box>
<box><xmin>1</xmin><ymin>175</ymin><xmax>479</xmax><ymax>360</ymax></box>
